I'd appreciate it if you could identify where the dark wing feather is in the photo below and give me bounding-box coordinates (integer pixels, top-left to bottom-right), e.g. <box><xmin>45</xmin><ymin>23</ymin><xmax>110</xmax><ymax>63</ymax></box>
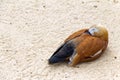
<box><xmin>49</xmin><ymin>41</ymin><xmax>75</xmax><ymax>64</ymax></box>
<box><xmin>50</xmin><ymin>43</ymin><xmax>65</xmax><ymax>58</ymax></box>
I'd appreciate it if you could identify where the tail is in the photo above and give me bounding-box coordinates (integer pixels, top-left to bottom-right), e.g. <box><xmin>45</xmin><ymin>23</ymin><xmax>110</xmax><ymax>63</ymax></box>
<box><xmin>48</xmin><ymin>42</ymin><xmax>74</xmax><ymax>64</ymax></box>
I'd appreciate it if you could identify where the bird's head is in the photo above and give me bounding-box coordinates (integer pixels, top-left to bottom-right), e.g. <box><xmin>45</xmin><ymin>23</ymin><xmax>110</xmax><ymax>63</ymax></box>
<box><xmin>88</xmin><ymin>25</ymin><xmax>108</xmax><ymax>41</ymax></box>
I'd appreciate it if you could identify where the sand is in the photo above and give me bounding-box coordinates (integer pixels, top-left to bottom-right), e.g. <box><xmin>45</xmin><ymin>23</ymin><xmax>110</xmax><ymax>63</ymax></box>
<box><xmin>0</xmin><ymin>0</ymin><xmax>120</xmax><ymax>80</ymax></box>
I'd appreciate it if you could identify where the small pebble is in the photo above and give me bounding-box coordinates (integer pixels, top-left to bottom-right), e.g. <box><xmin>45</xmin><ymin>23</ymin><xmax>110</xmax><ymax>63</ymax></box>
<box><xmin>43</xmin><ymin>5</ymin><xmax>46</xmax><ymax>8</ymax></box>
<box><xmin>93</xmin><ymin>5</ymin><xmax>97</xmax><ymax>8</ymax></box>
<box><xmin>82</xmin><ymin>1</ymin><xmax>84</xmax><ymax>4</ymax></box>
<box><xmin>114</xmin><ymin>56</ymin><xmax>117</xmax><ymax>59</ymax></box>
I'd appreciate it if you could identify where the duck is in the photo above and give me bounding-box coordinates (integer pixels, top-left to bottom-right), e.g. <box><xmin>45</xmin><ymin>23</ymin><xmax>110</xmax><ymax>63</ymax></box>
<box><xmin>48</xmin><ymin>25</ymin><xmax>108</xmax><ymax>66</ymax></box>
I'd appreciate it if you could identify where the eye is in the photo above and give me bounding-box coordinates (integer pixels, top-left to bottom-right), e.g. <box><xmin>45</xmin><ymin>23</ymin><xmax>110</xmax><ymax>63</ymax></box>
<box><xmin>92</xmin><ymin>28</ymin><xmax>95</xmax><ymax>31</ymax></box>
<box><xmin>92</xmin><ymin>28</ymin><xmax>98</xmax><ymax>32</ymax></box>
<box><xmin>91</xmin><ymin>28</ymin><xmax>95</xmax><ymax>32</ymax></box>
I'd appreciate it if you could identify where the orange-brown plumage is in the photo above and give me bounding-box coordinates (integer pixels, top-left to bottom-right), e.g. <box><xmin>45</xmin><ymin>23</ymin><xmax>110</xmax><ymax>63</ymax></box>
<box><xmin>49</xmin><ymin>25</ymin><xmax>108</xmax><ymax>66</ymax></box>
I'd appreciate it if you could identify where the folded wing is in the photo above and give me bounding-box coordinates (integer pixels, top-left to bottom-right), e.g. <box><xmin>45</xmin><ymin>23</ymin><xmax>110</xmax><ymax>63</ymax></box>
<box><xmin>69</xmin><ymin>36</ymin><xmax>107</xmax><ymax>66</ymax></box>
<box><xmin>49</xmin><ymin>29</ymin><xmax>88</xmax><ymax>64</ymax></box>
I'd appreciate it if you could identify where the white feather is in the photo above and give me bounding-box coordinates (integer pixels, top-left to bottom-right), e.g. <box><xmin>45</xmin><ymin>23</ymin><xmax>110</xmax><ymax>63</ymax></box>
<box><xmin>91</xmin><ymin>49</ymin><xmax>102</xmax><ymax>57</ymax></box>
<box><xmin>88</xmin><ymin>27</ymin><xmax>99</xmax><ymax>35</ymax></box>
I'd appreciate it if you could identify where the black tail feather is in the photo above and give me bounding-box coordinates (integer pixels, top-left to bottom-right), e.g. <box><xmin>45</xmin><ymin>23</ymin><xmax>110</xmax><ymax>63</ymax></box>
<box><xmin>49</xmin><ymin>42</ymin><xmax>74</xmax><ymax>64</ymax></box>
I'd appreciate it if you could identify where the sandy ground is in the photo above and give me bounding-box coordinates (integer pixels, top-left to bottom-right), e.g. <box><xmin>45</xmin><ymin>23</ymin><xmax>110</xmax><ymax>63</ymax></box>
<box><xmin>0</xmin><ymin>0</ymin><xmax>120</xmax><ymax>80</ymax></box>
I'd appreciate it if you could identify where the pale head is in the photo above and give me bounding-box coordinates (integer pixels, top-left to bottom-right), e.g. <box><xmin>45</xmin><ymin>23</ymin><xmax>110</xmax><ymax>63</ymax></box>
<box><xmin>88</xmin><ymin>25</ymin><xmax>108</xmax><ymax>41</ymax></box>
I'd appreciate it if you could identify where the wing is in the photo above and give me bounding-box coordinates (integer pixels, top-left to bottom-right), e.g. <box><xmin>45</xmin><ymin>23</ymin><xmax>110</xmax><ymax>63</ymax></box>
<box><xmin>69</xmin><ymin>36</ymin><xmax>107</xmax><ymax>66</ymax></box>
<box><xmin>49</xmin><ymin>28</ymin><xmax>88</xmax><ymax>64</ymax></box>
<box><xmin>49</xmin><ymin>41</ymin><xmax>75</xmax><ymax>64</ymax></box>
<box><xmin>65</xmin><ymin>29</ymin><xmax>88</xmax><ymax>42</ymax></box>
<box><xmin>49</xmin><ymin>43</ymin><xmax>65</xmax><ymax>58</ymax></box>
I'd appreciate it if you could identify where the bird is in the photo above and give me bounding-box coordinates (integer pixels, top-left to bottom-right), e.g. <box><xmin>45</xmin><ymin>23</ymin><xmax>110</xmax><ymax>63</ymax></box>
<box><xmin>48</xmin><ymin>25</ymin><xmax>108</xmax><ymax>66</ymax></box>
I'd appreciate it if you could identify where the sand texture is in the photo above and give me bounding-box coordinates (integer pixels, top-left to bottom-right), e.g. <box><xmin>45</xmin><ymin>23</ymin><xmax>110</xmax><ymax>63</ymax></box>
<box><xmin>0</xmin><ymin>0</ymin><xmax>120</xmax><ymax>80</ymax></box>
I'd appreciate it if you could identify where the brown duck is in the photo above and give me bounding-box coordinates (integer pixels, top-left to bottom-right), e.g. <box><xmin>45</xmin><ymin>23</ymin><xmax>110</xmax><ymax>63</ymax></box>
<box><xmin>48</xmin><ymin>25</ymin><xmax>108</xmax><ymax>66</ymax></box>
